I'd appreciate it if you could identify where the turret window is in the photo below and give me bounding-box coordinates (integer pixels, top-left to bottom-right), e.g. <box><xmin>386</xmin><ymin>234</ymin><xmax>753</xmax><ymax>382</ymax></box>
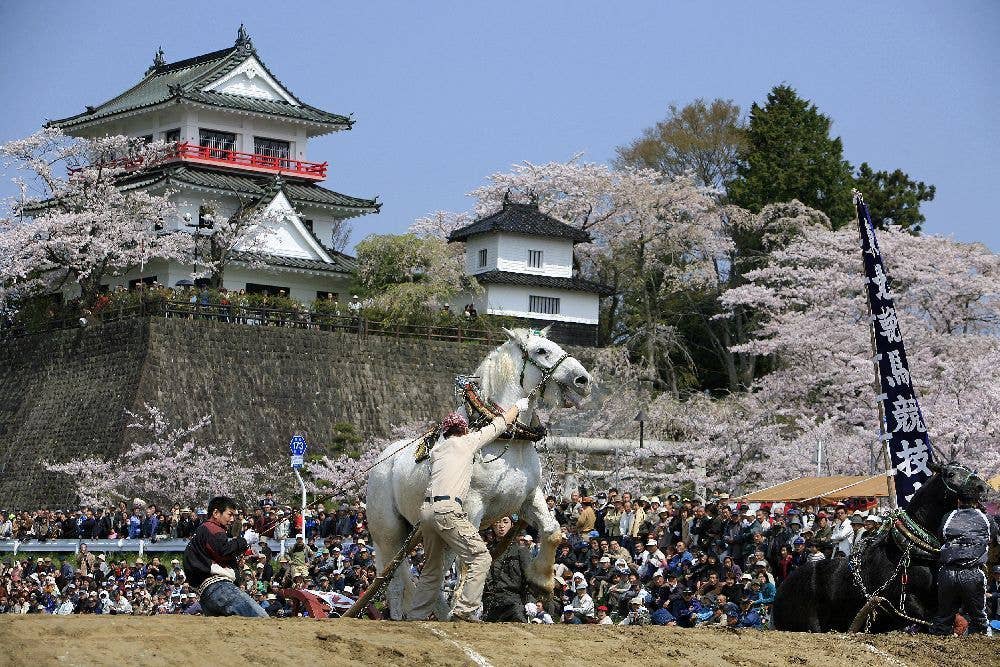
<box><xmin>164</xmin><ymin>128</ymin><xmax>181</xmax><ymax>143</ymax></box>
<box><xmin>254</xmin><ymin>136</ymin><xmax>290</xmax><ymax>159</ymax></box>
<box><xmin>529</xmin><ymin>295</ymin><xmax>560</xmax><ymax>315</ymax></box>
<box><xmin>528</xmin><ymin>249</ymin><xmax>543</xmax><ymax>268</ymax></box>
<box><xmin>199</xmin><ymin>129</ymin><xmax>236</xmax><ymax>157</ymax></box>
<box><xmin>478</xmin><ymin>248</ymin><xmax>488</xmax><ymax>268</ymax></box>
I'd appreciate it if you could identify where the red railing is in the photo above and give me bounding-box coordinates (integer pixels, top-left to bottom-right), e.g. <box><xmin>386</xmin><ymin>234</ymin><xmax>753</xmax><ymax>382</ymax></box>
<box><xmin>170</xmin><ymin>142</ymin><xmax>327</xmax><ymax>180</ymax></box>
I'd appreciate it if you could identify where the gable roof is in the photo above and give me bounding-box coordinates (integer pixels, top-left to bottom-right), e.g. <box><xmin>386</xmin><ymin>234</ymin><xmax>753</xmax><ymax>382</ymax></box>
<box><xmin>474</xmin><ymin>270</ymin><xmax>614</xmax><ymax>297</ymax></box>
<box><xmin>448</xmin><ymin>201</ymin><xmax>592</xmax><ymax>244</ymax></box>
<box><xmin>48</xmin><ymin>29</ymin><xmax>351</xmax><ymax>134</ymax></box>
<box><xmin>118</xmin><ymin>165</ymin><xmax>380</xmax><ymax>217</ymax></box>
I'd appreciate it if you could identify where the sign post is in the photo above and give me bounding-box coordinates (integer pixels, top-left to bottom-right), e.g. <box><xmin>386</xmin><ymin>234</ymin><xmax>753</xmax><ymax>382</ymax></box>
<box><xmin>289</xmin><ymin>435</ymin><xmax>308</xmax><ymax>540</ymax></box>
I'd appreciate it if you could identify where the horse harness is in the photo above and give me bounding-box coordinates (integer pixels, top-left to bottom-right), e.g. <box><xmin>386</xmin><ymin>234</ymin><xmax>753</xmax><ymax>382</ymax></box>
<box><xmin>416</xmin><ymin>337</ymin><xmax>569</xmax><ymax>463</ymax></box>
<box><xmin>848</xmin><ymin>508</ymin><xmax>943</xmax><ymax>632</ymax></box>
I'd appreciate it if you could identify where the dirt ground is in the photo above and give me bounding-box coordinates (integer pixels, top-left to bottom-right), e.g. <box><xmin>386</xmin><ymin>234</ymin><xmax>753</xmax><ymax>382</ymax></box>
<box><xmin>1</xmin><ymin>616</ymin><xmax>996</xmax><ymax>667</ymax></box>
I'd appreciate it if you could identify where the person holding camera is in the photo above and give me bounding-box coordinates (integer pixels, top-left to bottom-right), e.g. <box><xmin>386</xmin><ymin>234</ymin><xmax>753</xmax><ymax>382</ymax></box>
<box><xmin>183</xmin><ymin>496</ymin><xmax>268</xmax><ymax>618</ymax></box>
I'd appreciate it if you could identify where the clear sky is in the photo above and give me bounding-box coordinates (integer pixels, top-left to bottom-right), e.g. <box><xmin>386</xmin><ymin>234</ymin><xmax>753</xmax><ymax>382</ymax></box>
<box><xmin>1</xmin><ymin>1</ymin><xmax>997</xmax><ymax>250</ymax></box>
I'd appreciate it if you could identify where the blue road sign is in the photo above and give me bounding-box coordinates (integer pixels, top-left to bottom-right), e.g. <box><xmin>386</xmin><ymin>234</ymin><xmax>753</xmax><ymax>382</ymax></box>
<box><xmin>289</xmin><ymin>435</ymin><xmax>307</xmax><ymax>456</ymax></box>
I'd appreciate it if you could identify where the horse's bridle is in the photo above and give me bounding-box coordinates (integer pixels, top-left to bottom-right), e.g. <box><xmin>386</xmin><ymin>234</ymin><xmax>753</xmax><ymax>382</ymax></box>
<box><xmin>514</xmin><ymin>336</ymin><xmax>571</xmax><ymax>401</ymax></box>
<box><xmin>939</xmin><ymin>462</ymin><xmax>983</xmax><ymax>499</ymax></box>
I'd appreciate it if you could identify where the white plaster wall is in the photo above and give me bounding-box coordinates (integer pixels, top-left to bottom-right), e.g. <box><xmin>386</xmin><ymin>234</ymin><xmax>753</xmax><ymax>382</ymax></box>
<box><xmin>482</xmin><ymin>284</ymin><xmax>599</xmax><ymax>324</ymax></box>
<box><xmin>464</xmin><ymin>234</ymin><xmax>500</xmax><ymax>274</ymax></box>
<box><xmin>494</xmin><ymin>233</ymin><xmax>573</xmax><ymax>278</ymax></box>
<box><xmin>75</xmin><ymin>108</ymin><xmax>310</xmax><ymax>160</ymax></box>
<box><xmin>220</xmin><ymin>265</ymin><xmax>352</xmax><ymax>304</ymax></box>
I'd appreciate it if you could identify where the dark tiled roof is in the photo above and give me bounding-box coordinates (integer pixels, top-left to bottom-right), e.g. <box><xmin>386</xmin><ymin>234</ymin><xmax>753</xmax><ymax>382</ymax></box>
<box><xmin>119</xmin><ymin>165</ymin><xmax>380</xmax><ymax>213</ymax></box>
<box><xmin>48</xmin><ymin>43</ymin><xmax>350</xmax><ymax>131</ymax></box>
<box><xmin>448</xmin><ymin>201</ymin><xmax>592</xmax><ymax>244</ymax></box>
<box><xmin>474</xmin><ymin>270</ymin><xmax>614</xmax><ymax>296</ymax></box>
<box><xmin>229</xmin><ymin>250</ymin><xmax>356</xmax><ymax>274</ymax></box>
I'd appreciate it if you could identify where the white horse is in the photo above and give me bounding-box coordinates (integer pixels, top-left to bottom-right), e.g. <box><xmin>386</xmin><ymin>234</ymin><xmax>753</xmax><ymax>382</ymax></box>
<box><xmin>365</xmin><ymin>327</ymin><xmax>593</xmax><ymax>619</ymax></box>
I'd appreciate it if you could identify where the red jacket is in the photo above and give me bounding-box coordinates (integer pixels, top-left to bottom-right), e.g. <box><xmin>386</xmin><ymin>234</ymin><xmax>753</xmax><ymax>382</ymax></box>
<box><xmin>182</xmin><ymin>520</ymin><xmax>248</xmax><ymax>588</ymax></box>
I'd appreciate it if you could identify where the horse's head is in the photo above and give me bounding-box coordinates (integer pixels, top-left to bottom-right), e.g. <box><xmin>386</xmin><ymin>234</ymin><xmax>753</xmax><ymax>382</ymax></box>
<box><xmin>476</xmin><ymin>326</ymin><xmax>592</xmax><ymax>414</ymax></box>
<box><xmin>928</xmin><ymin>460</ymin><xmax>989</xmax><ymax>503</ymax></box>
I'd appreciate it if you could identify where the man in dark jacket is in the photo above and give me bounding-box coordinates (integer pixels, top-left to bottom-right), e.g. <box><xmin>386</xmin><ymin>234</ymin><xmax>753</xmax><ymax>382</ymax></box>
<box><xmin>183</xmin><ymin>496</ymin><xmax>267</xmax><ymax>618</ymax></box>
<box><xmin>930</xmin><ymin>488</ymin><xmax>997</xmax><ymax>636</ymax></box>
<box><xmin>482</xmin><ymin>516</ymin><xmax>532</xmax><ymax>622</ymax></box>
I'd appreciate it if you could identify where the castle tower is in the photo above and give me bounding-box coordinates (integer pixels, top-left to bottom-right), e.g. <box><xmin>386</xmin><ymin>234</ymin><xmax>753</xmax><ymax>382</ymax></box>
<box><xmin>448</xmin><ymin>201</ymin><xmax>612</xmax><ymax>346</ymax></box>
<box><xmin>48</xmin><ymin>26</ymin><xmax>380</xmax><ymax>302</ymax></box>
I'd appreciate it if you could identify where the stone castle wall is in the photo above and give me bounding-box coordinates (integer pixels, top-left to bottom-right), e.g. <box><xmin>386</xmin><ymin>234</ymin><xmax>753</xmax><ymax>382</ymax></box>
<box><xmin>0</xmin><ymin>318</ymin><xmax>590</xmax><ymax>506</ymax></box>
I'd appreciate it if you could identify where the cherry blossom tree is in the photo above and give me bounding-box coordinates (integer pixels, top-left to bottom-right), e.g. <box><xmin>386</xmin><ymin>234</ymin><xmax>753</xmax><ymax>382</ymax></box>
<box><xmin>304</xmin><ymin>421</ymin><xmax>433</xmax><ymax>497</ymax></box>
<box><xmin>719</xmin><ymin>223</ymin><xmax>1000</xmax><ymax>483</ymax></box>
<box><xmin>188</xmin><ymin>194</ymin><xmax>288</xmax><ymax>288</ymax></box>
<box><xmin>0</xmin><ymin>128</ymin><xmax>192</xmax><ymax>308</ymax></box>
<box><xmin>575</xmin><ymin>219</ymin><xmax>1000</xmax><ymax>493</ymax></box>
<box><xmin>436</xmin><ymin>157</ymin><xmax>824</xmax><ymax>393</ymax></box>
<box><xmin>43</xmin><ymin>404</ymin><xmax>278</xmax><ymax>507</ymax></box>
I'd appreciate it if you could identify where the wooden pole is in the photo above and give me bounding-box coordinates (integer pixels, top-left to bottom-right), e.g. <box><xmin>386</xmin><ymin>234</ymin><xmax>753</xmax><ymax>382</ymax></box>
<box><xmin>342</xmin><ymin>526</ymin><xmax>423</xmax><ymax>619</ymax></box>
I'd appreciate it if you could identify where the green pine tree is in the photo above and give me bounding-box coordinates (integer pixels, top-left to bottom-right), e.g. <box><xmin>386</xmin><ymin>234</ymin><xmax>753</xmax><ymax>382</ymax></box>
<box><xmin>853</xmin><ymin>162</ymin><xmax>935</xmax><ymax>233</ymax></box>
<box><xmin>727</xmin><ymin>85</ymin><xmax>855</xmax><ymax>228</ymax></box>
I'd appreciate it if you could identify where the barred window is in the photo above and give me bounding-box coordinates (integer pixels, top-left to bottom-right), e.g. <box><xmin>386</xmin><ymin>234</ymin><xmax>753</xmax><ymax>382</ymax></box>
<box><xmin>478</xmin><ymin>248</ymin><xmax>488</xmax><ymax>268</ymax></box>
<box><xmin>527</xmin><ymin>249</ymin><xmax>543</xmax><ymax>268</ymax></box>
<box><xmin>529</xmin><ymin>295</ymin><xmax>560</xmax><ymax>315</ymax></box>
<box><xmin>199</xmin><ymin>129</ymin><xmax>236</xmax><ymax>157</ymax></box>
<box><xmin>254</xmin><ymin>136</ymin><xmax>291</xmax><ymax>159</ymax></box>
<box><xmin>164</xmin><ymin>128</ymin><xmax>181</xmax><ymax>143</ymax></box>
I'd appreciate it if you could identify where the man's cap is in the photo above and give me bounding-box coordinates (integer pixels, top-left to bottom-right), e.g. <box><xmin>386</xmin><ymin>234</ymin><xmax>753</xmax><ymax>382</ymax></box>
<box><xmin>992</xmin><ymin>565</ymin><xmax>1000</xmax><ymax>574</ymax></box>
<box><xmin>849</xmin><ymin>515</ymin><xmax>865</xmax><ymax>525</ymax></box>
<box><xmin>683</xmin><ymin>588</ymin><xmax>693</xmax><ymax>595</ymax></box>
<box><xmin>788</xmin><ymin>517</ymin><xmax>802</xmax><ymax>526</ymax></box>
<box><xmin>170</xmin><ymin>559</ymin><xmax>179</xmax><ymax>564</ymax></box>
<box><xmin>599</xmin><ymin>556</ymin><xmax>611</xmax><ymax>563</ymax></box>
<box><xmin>597</xmin><ymin>605</ymin><xmax>608</xmax><ymax>612</ymax></box>
<box><xmin>614</xmin><ymin>559</ymin><xmax>627</xmax><ymax>567</ymax></box>
<box><xmin>816</xmin><ymin>511</ymin><xmax>828</xmax><ymax>519</ymax></box>
<box><xmin>754</xmin><ymin>560</ymin><xmax>768</xmax><ymax>568</ymax></box>
<box><xmin>630</xmin><ymin>596</ymin><xmax>644</xmax><ymax>605</ymax></box>
<box><xmin>442</xmin><ymin>412</ymin><xmax>469</xmax><ymax>432</ymax></box>
<box><xmin>646</xmin><ymin>539</ymin><xmax>658</xmax><ymax>546</ymax></box>
<box><xmin>740</xmin><ymin>573</ymin><xmax>753</xmax><ymax>580</ymax></box>
<box><xmin>97</xmin><ymin>554</ymin><xmax>106</xmax><ymax>560</ymax></box>
<box><xmin>793</xmin><ymin>537</ymin><xmax>806</xmax><ymax>545</ymax></box>
<box><xmin>649</xmin><ymin>496</ymin><xmax>660</xmax><ymax>504</ymax></box>
<box><xmin>563</xmin><ymin>606</ymin><xmax>576</xmax><ymax>613</ymax></box>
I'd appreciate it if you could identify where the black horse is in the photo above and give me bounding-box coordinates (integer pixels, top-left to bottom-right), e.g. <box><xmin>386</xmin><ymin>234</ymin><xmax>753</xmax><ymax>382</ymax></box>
<box><xmin>772</xmin><ymin>461</ymin><xmax>990</xmax><ymax>632</ymax></box>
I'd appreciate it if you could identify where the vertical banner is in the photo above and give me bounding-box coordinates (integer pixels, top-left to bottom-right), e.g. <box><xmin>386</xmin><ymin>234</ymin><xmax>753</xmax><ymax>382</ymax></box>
<box><xmin>856</xmin><ymin>193</ymin><xmax>934</xmax><ymax>507</ymax></box>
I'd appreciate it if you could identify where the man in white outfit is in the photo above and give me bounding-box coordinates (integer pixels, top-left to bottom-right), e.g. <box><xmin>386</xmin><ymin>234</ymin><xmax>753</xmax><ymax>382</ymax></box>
<box><xmin>410</xmin><ymin>398</ymin><xmax>527</xmax><ymax>621</ymax></box>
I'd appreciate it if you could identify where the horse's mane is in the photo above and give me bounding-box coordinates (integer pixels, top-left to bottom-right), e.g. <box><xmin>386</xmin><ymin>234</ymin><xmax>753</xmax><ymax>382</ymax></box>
<box><xmin>475</xmin><ymin>338</ymin><xmax>520</xmax><ymax>401</ymax></box>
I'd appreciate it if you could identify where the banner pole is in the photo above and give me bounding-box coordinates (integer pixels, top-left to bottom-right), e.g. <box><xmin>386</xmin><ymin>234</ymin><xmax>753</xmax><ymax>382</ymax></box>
<box><xmin>854</xmin><ymin>190</ymin><xmax>898</xmax><ymax>509</ymax></box>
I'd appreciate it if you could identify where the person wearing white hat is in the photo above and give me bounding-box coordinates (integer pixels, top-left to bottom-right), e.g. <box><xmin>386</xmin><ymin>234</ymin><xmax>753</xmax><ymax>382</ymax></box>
<box><xmin>570</xmin><ymin>573</ymin><xmax>595</xmax><ymax>619</ymax></box>
<box><xmin>637</xmin><ymin>539</ymin><xmax>667</xmax><ymax>579</ymax></box>
<box><xmin>620</xmin><ymin>595</ymin><xmax>651</xmax><ymax>626</ymax></box>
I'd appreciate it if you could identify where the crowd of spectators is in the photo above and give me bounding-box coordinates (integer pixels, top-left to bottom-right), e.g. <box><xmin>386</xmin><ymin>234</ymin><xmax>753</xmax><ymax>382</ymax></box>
<box><xmin>3</xmin><ymin>488</ymin><xmax>998</xmax><ymax>624</ymax></box>
<box><xmin>0</xmin><ymin>492</ymin><xmax>372</xmax><ymax>617</ymax></box>
<box><xmin>495</xmin><ymin>490</ymin><xmax>897</xmax><ymax>627</ymax></box>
